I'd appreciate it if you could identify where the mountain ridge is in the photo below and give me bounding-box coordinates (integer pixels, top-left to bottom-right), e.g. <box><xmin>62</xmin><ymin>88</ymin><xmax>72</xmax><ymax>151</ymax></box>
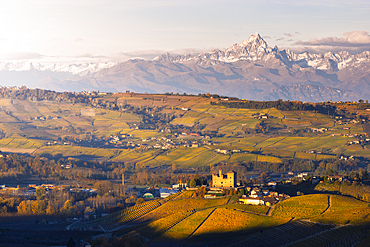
<box><xmin>1</xmin><ymin>33</ymin><xmax>370</xmax><ymax>101</ymax></box>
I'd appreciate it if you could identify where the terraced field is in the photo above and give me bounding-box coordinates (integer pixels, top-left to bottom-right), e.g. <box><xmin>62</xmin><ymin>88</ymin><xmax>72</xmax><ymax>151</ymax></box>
<box><xmin>311</xmin><ymin>195</ymin><xmax>370</xmax><ymax>225</ymax></box>
<box><xmin>0</xmin><ymin>93</ymin><xmax>368</xmax><ymax>167</ymax></box>
<box><xmin>63</xmin><ymin>191</ymin><xmax>370</xmax><ymax>246</ymax></box>
<box><xmin>272</xmin><ymin>194</ymin><xmax>329</xmax><ymax>219</ymax></box>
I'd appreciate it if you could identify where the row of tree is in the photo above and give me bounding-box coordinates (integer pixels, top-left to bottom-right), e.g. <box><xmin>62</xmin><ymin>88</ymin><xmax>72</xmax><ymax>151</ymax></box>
<box><xmin>212</xmin><ymin>99</ymin><xmax>338</xmax><ymax>115</ymax></box>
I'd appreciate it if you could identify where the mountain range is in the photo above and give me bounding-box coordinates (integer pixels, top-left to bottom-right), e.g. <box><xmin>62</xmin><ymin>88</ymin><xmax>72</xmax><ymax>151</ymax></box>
<box><xmin>1</xmin><ymin>33</ymin><xmax>370</xmax><ymax>102</ymax></box>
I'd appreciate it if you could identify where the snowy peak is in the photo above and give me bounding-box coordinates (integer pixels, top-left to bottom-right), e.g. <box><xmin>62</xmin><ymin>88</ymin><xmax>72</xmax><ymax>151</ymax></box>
<box><xmin>0</xmin><ymin>60</ymin><xmax>117</xmax><ymax>76</ymax></box>
<box><xmin>239</xmin><ymin>32</ymin><xmax>267</xmax><ymax>48</ymax></box>
<box><xmin>2</xmin><ymin>32</ymin><xmax>370</xmax><ymax>81</ymax></box>
<box><xmin>151</xmin><ymin>32</ymin><xmax>370</xmax><ymax>72</ymax></box>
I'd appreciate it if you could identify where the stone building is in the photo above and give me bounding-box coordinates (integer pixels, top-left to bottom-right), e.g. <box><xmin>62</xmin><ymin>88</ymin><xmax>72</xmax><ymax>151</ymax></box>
<box><xmin>212</xmin><ymin>170</ymin><xmax>237</xmax><ymax>188</ymax></box>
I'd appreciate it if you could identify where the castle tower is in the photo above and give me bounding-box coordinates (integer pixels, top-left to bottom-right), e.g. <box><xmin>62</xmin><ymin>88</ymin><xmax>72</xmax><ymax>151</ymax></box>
<box><xmin>212</xmin><ymin>169</ymin><xmax>237</xmax><ymax>188</ymax></box>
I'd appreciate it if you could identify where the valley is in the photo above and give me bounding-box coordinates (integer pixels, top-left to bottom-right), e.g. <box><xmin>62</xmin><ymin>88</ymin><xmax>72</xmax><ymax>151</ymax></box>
<box><xmin>0</xmin><ymin>87</ymin><xmax>370</xmax><ymax>246</ymax></box>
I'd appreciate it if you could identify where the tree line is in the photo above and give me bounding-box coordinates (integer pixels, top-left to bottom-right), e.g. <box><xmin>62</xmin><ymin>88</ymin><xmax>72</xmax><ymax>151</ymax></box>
<box><xmin>212</xmin><ymin>99</ymin><xmax>337</xmax><ymax>115</ymax></box>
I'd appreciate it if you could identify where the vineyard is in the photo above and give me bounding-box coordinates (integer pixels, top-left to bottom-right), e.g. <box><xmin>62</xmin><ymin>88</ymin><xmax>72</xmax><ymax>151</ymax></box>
<box><xmin>63</xmin><ymin>192</ymin><xmax>370</xmax><ymax>246</ymax></box>
<box><xmin>133</xmin><ymin>198</ymin><xmax>229</xmax><ymax>224</ymax></box>
<box><xmin>285</xmin><ymin>225</ymin><xmax>370</xmax><ymax>247</ymax></box>
<box><xmin>189</xmin><ymin>208</ymin><xmax>290</xmax><ymax>243</ymax></box>
<box><xmin>219</xmin><ymin>204</ymin><xmax>270</xmax><ymax>215</ymax></box>
<box><xmin>1</xmin><ymin>92</ymin><xmax>368</xmax><ymax>167</ymax></box>
<box><xmin>272</xmin><ymin>194</ymin><xmax>329</xmax><ymax>219</ymax></box>
<box><xmin>68</xmin><ymin>200</ymin><xmax>161</xmax><ymax>232</ymax></box>
<box><xmin>137</xmin><ymin>209</ymin><xmax>196</xmax><ymax>239</ymax></box>
<box><xmin>220</xmin><ymin>220</ymin><xmax>337</xmax><ymax>247</ymax></box>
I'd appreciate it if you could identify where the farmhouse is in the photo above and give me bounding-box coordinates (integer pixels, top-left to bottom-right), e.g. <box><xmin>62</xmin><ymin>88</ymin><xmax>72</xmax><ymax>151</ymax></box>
<box><xmin>239</xmin><ymin>197</ymin><xmax>263</xmax><ymax>205</ymax></box>
<box><xmin>262</xmin><ymin>197</ymin><xmax>277</xmax><ymax>206</ymax></box>
<box><xmin>216</xmin><ymin>148</ymin><xmax>229</xmax><ymax>154</ymax></box>
<box><xmin>212</xmin><ymin>170</ymin><xmax>237</xmax><ymax>188</ymax></box>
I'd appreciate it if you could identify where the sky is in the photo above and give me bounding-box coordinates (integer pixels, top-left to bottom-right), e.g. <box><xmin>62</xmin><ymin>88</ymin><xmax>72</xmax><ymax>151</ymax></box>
<box><xmin>0</xmin><ymin>0</ymin><xmax>369</xmax><ymax>63</ymax></box>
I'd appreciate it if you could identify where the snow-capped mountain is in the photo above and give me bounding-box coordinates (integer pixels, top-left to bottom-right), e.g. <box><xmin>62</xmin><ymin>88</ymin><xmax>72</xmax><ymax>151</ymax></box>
<box><xmin>1</xmin><ymin>33</ymin><xmax>370</xmax><ymax>101</ymax></box>
<box><xmin>0</xmin><ymin>61</ymin><xmax>116</xmax><ymax>76</ymax></box>
<box><xmin>154</xmin><ymin>32</ymin><xmax>370</xmax><ymax>72</ymax></box>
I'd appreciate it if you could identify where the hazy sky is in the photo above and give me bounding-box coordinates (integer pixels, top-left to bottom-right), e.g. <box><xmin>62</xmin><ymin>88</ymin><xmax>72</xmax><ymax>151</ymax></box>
<box><xmin>0</xmin><ymin>0</ymin><xmax>369</xmax><ymax>63</ymax></box>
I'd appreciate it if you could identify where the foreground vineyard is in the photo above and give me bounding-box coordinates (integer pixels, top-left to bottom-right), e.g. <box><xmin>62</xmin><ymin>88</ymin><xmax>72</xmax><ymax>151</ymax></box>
<box><xmin>68</xmin><ymin>200</ymin><xmax>161</xmax><ymax>232</ymax></box>
<box><xmin>65</xmin><ymin>191</ymin><xmax>370</xmax><ymax>246</ymax></box>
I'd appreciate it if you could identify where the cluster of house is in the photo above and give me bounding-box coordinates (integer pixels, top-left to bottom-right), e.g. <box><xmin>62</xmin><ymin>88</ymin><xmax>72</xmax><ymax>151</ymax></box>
<box><xmin>74</xmin><ymin>91</ymin><xmax>98</xmax><ymax>96</ymax></box>
<box><xmin>136</xmin><ymin>187</ymin><xmax>180</xmax><ymax>199</ymax></box>
<box><xmin>215</xmin><ymin>148</ymin><xmax>241</xmax><ymax>155</ymax></box>
<box><xmin>46</xmin><ymin>141</ymin><xmax>75</xmax><ymax>146</ymax></box>
<box><xmin>335</xmin><ymin>117</ymin><xmax>368</xmax><ymax>125</ymax></box>
<box><xmin>31</xmin><ymin>116</ymin><xmax>61</xmax><ymax>121</ymax></box>
<box><xmin>331</xmin><ymin>133</ymin><xmax>367</xmax><ymax>138</ymax></box>
<box><xmin>0</xmin><ymin>184</ymin><xmax>20</xmax><ymax>194</ymax></box>
<box><xmin>60</xmin><ymin>163</ymin><xmax>73</xmax><ymax>169</ymax></box>
<box><xmin>339</xmin><ymin>155</ymin><xmax>356</xmax><ymax>161</ymax></box>
<box><xmin>253</xmin><ymin>113</ymin><xmax>269</xmax><ymax>119</ymax></box>
<box><xmin>46</xmin><ymin>141</ymin><xmax>58</xmax><ymax>146</ymax></box>
<box><xmin>159</xmin><ymin>188</ymin><xmax>179</xmax><ymax>198</ymax></box>
<box><xmin>179</xmin><ymin>132</ymin><xmax>203</xmax><ymax>137</ymax></box>
<box><xmin>81</xmin><ymin>132</ymin><xmax>216</xmax><ymax>150</ymax></box>
<box><xmin>132</xmin><ymin>170</ymin><xmax>293</xmax><ymax>207</ymax></box>
<box><xmin>347</xmin><ymin>138</ymin><xmax>370</xmax><ymax>146</ymax></box>
<box><xmin>108</xmin><ymin>134</ymin><xmax>135</xmax><ymax>146</ymax></box>
<box><xmin>139</xmin><ymin>136</ymin><xmax>214</xmax><ymax>150</ymax></box>
<box><xmin>142</xmin><ymin>136</ymin><xmax>176</xmax><ymax>150</ymax></box>
<box><xmin>133</xmin><ymin>183</ymin><xmax>188</xmax><ymax>199</ymax></box>
<box><xmin>0</xmin><ymin>184</ymin><xmax>54</xmax><ymax>196</ymax></box>
<box><xmin>238</xmin><ymin>188</ymin><xmax>290</xmax><ymax>206</ymax></box>
<box><xmin>210</xmin><ymin>169</ymin><xmax>289</xmax><ymax>206</ymax></box>
<box><xmin>0</xmin><ymin>184</ymin><xmax>97</xmax><ymax>196</ymax></box>
<box><xmin>310</xmin><ymin>127</ymin><xmax>328</xmax><ymax>133</ymax></box>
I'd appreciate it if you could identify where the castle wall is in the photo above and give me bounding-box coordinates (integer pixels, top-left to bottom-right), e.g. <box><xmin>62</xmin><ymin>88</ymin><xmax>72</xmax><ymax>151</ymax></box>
<box><xmin>212</xmin><ymin>170</ymin><xmax>236</xmax><ymax>187</ymax></box>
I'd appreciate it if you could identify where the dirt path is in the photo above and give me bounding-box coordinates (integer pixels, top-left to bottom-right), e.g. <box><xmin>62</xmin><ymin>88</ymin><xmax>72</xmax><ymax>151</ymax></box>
<box><xmin>230</xmin><ymin>208</ymin><xmax>270</xmax><ymax>217</ymax></box>
<box><xmin>321</xmin><ymin>195</ymin><xmax>331</xmax><ymax>214</ymax></box>
<box><xmin>266</xmin><ymin>205</ymin><xmax>275</xmax><ymax>216</ymax></box>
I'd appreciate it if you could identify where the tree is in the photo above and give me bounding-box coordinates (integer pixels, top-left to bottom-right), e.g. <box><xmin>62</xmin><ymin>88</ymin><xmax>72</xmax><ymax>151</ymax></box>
<box><xmin>362</xmin><ymin>193</ymin><xmax>370</xmax><ymax>202</ymax></box>
<box><xmin>172</xmin><ymin>163</ymin><xmax>177</xmax><ymax>172</ymax></box>
<box><xmin>34</xmin><ymin>200</ymin><xmax>47</xmax><ymax>214</ymax></box>
<box><xmin>260</xmin><ymin>172</ymin><xmax>268</xmax><ymax>178</ymax></box>
<box><xmin>17</xmin><ymin>200</ymin><xmax>31</xmax><ymax>214</ymax></box>
<box><xmin>189</xmin><ymin>179</ymin><xmax>197</xmax><ymax>188</ymax></box>
<box><xmin>84</xmin><ymin>206</ymin><xmax>94</xmax><ymax>214</ymax></box>
<box><xmin>136</xmin><ymin>198</ymin><xmax>145</xmax><ymax>205</ymax></box>
<box><xmin>195</xmin><ymin>186</ymin><xmax>207</xmax><ymax>197</ymax></box>
<box><xmin>62</xmin><ymin>200</ymin><xmax>72</xmax><ymax>214</ymax></box>
<box><xmin>36</xmin><ymin>187</ymin><xmax>46</xmax><ymax>200</ymax></box>
<box><xmin>46</xmin><ymin>204</ymin><xmax>57</xmax><ymax>214</ymax></box>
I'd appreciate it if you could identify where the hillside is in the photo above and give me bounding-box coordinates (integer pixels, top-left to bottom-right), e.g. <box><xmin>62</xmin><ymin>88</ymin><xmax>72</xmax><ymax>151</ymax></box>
<box><xmin>67</xmin><ymin>191</ymin><xmax>370</xmax><ymax>246</ymax></box>
<box><xmin>0</xmin><ymin>88</ymin><xmax>369</xmax><ymax>176</ymax></box>
<box><xmin>0</xmin><ymin>88</ymin><xmax>370</xmax><ymax>246</ymax></box>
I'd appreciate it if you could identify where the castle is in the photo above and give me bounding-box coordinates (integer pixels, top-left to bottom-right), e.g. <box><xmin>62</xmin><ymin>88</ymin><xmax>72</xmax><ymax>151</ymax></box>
<box><xmin>212</xmin><ymin>170</ymin><xmax>237</xmax><ymax>188</ymax></box>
